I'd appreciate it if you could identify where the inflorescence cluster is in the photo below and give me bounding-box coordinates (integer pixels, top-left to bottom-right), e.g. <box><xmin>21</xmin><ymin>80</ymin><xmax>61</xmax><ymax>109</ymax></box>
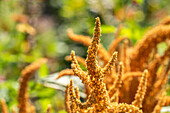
<box><xmin>58</xmin><ymin>17</ymin><xmax>170</xmax><ymax>113</ymax></box>
<box><xmin>1</xmin><ymin>17</ymin><xmax>170</xmax><ymax>113</ymax></box>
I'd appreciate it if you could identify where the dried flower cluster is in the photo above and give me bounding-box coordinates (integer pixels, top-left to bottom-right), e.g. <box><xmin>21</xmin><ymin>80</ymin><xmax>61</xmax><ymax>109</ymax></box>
<box><xmin>0</xmin><ymin>17</ymin><xmax>169</xmax><ymax>113</ymax></box>
<box><xmin>64</xmin><ymin>17</ymin><xmax>147</xmax><ymax>113</ymax></box>
<box><xmin>57</xmin><ymin>17</ymin><xmax>170</xmax><ymax>113</ymax></box>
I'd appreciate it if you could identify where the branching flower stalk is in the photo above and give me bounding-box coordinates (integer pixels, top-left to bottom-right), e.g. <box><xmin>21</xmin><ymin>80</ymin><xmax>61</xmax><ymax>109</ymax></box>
<box><xmin>1</xmin><ymin>16</ymin><xmax>169</xmax><ymax>113</ymax></box>
<box><xmin>58</xmin><ymin>16</ymin><xmax>170</xmax><ymax>113</ymax></box>
<box><xmin>64</xmin><ymin>17</ymin><xmax>150</xmax><ymax>113</ymax></box>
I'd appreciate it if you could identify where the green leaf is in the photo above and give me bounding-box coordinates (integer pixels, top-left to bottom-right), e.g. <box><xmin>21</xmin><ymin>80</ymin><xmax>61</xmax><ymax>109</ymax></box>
<box><xmin>135</xmin><ymin>0</ymin><xmax>143</xmax><ymax>5</ymax></box>
<box><xmin>157</xmin><ymin>42</ymin><xmax>168</xmax><ymax>55</ymax></box>
<box><xmin>101</xmin><ymin>25</ymin><xmax>116</xmax><ymax>34</ymax></box>
<box><xmin>38</xmin><ymin>63</ymin><xmax>49</xmax><ymax>77</ymax></box>
<box><xmin>58</xmin><ymin>110</ymin><xmax>67</xmax><ymax>113</ymax></box>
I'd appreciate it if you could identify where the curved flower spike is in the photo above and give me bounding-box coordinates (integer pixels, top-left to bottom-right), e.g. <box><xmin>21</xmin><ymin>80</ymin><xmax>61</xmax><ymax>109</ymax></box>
<box><xmin>18</xmin><ymin>58</ymin><xmax>47</xmax><ymax>113</ymax></box>
<box><xmin>65</xmin><ymin>84</ymin><xmax>71</xmax><ymax>113</ymax></box>
<box><xmin>69</xmin><ymin>79</ymin><xmax>93</xmax><ymax>110</ymax></box>
<box><xmin>152</xmin><ymin>91</ymin><xmax>166</xmax><ymax>113</ymax></box>
<box><xmin>71</xmin><ymin>51</ymin><xmax>90</xmax><ymax>86</ymax></box>
<box><xmin>108</xmin><ymin>62</ymin><xmax>123</xmax><ymax>98</ymax></box>
<box><xmin>114</xmin><ymin>103</ymin><xmax>142</xmax><ymax>113</ymax></box>
<box><xmin>132</xmin><ymin>70</ymin><xmax>148</xmax><ymax>108</ymax></box>
<box><xmin>56</xmin><ymin>69</ymin><xmax>75</xmax><ymax>79</ymax></box>
<box><xmin>75</xmin><ymin>86</ymin><xmax>80</xmax><ymax>100</ymax></box>
<box><xmin>71</xmin><ymin>50</ymin><xmax>82</xmax><ymax>71</ymax></box>
<box><xmin>86</xmin><ymin>17</ymin><xmax>101</xmax><ymax>79</ymax></box>
<box><xmin>102</xmin><ymin>52</ymin><xmax>118</xmax><ymax>75</ymax></box>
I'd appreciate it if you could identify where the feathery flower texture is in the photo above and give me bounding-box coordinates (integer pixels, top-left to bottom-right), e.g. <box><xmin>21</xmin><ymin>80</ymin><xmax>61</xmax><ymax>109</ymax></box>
<box><xmin>64</xmin><ymin>17</ymin><xmax>149</xmax><ymax>113</ymax></box>
<box><xmin>59</xmin><ymin>16</ymin><xmax>170</xmax><ymax>113</ymax></box>
<box><xmin>1</xmin><ymin>17</ymin><xmax>169</xmax><ymax>113</ymax></box>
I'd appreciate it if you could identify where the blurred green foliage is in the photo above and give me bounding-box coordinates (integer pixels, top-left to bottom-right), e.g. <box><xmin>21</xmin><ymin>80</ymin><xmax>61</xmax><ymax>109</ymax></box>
<box><xmin>0</xmin><ymin>0</ymin><xmax>170</xmax><ymax>112</ymax></box>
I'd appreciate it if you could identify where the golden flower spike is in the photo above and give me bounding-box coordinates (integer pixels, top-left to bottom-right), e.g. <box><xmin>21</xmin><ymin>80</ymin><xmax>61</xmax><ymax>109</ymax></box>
<box><xmin>108</xmin><ymin>37</ymin><xmax>129</xmax><ymax>55</ymax></box>
<box><xmin>67</xmin><ymin>28</ymin><xmax>92</xmax><ymax>47</ymax></box>
<box><xmin>56</xmin><ymin>69</ymin><xmax>75</xmax><ymax>79</ymax></box>
<box><xmin>152</xmin><ymin>91</ymin><xmax>166</xmax><ymax>113</ymax></box>
<box><xmin>132</xmin><ymin>70</ymin><xmax>148</xmax><ymax>108</ymax></box>
<box><xmin>65</xmin><ymin>17</ymin><xmax>146</xmax><ymax>113</ymax></box>
<box><xmin>57</xmin><ymin>49</ymin><xmax>95</xmax><ymax>80</ymax></box>
<box><xmin>150</xmin><ymin>60</ymin><xmax>169</xmax><ymax>97</ymax></box>
<box><xmin>114</xmin><ymin>24</ymin><xmax>123</xmax><ymax>39</ymax></box>
<box><xmin>147</xmin><ymin>47</ymin><xmax>169</xmax><ymax>90</ymax></box>
<box><xmin>71</xmin><ymin>51</ymin><xmax>90</xmax><ymax>86</ymax></box>
<box><xmin>110</xmin><ymin>92</ymin><xmax>119</xmax><ymax>103</ymax></box>
<box><xmin>65</xmin><ymin>84</ymin><xmax>71</xmax><ymax>113</ymax></box>
<box><xmin>75</xmin><ymin>86</ymin><xmax>80</xmax><ymax>100</ymax></box>
<box><xmin>108</xmin><ymin>62</ymin><xmax>123</xmax><ymax>98</ymax></box>
<box><xmin>18</xmin><ymin>58</ymin><xmax>47</xmax><ymax>113</ymax></box>
<box><xmin>21</xmin><ymin>58</ymin><xmax>47</xmax><ymax>76</ymax></box>
<box><xmin>59</xmin><ymin>17</ymin><xmax>169</xmax><ymax>113</ymax></box>
<box><xmin>68</xmin><ymin>17</ymin><xmax>111</xmax><ymax>112</ymax></box>
<box><xmin>121</xmin><ymin>39</ymin><xmax>130</xmax><ymax>72</ymax></box>
<box><xmin>0</xmin><ymin>99</ymin><xmax>9</xmax><ymax>113</ymax></box>
<box><xmin>69</xmin><ymin>79</ymin><xmax>80</xmax><ymax>113</ymax></box>
<box><xmin>65</xmin><ymin>55</ymin><xmax>86</xmax><ymax>67</ymax></box>
<box><xmin>130</xmin><ymin>25</ymin><xmax>170</xmax><ymax>71</ymax></box>
<box><xmin>68</xmin><ymin>28</ymin><xmax>111</xmax><ymax>64</ymax></box>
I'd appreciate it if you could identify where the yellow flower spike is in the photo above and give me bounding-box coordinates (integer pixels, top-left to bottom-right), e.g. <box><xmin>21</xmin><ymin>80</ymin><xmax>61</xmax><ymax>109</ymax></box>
<box><xmin>108</xmin><ymin>62</ymin><xmax>123</xmax><ymax>98</ymax></box>
<box><xmin>71</xmin><ymin>51</ymin><xmax>90</xmax><ymax>86</ymax></box>
<box><xmin>65</xmin><ymin>55</ymin><xmax>86</xmax><ymax>67</ymax></box>
<box><xmin>102</xmin><ymin>52</ymin><xmax>118</xmax><ymax>75</ymax></box>
<box><xmin>66</xmin><ymin>17</ymin><xmax>143</xmax><ymax>113</ymax></box>
<box><xmin>56</xmin><ymin>69</ymin><xmax>75</xmax><ymax>79</ymax></box>
<box><xmin>108</xmin><ymin>37</ymin><xmax>129</xmax><ymax>56</ymax></box>
<box><xmin>86</xmin><ymin>17</ymin><xmax>101</xmax><ymax>80</ymax></box>
<box><xmin>152</xmin><ymin>91</ymin><xmax>166</xmax><ymax>113</ymax></box>
<box><xmin>18</xmin><ymin>58</ymin><xmax>47</xmax><ymax>113</ymax></box>
<box><xmin>130</xmin><ymin>25</ymin><xmax>170</xmax><ymax>71</ymax></box>
<box><xmin>75</xmin><ymin>86</ymin><xmax>80</xmax><ymax>100</ymax></box>
<box><xmin>67</xmin><ymin>29</ymin><xmax>110</xmax><ymax>63</ymax></box>
<box><xmin>65</xmin><ymin>84</ymin><xmax>71</xmax><ymax>113</ymax></box>
<box><xmin>132</xmin><ymin>70</ymin><xmax>148</xmax><ymax>108</ymax></box>
<box><xmin>63</xmin><ymin>17</ymin><xmax>169</xmax><ymax>112</ymax></box>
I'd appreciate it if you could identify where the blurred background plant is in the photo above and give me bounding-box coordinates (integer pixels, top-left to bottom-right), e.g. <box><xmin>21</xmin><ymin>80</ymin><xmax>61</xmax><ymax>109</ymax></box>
<box><xmin>0</xmin><ymin>0</ymin><xmax>169</xmax><ymax>112</ymax></box>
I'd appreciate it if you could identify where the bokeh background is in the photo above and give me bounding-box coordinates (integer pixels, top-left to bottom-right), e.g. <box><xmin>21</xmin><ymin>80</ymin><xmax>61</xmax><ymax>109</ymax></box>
<box><xmin>0</xmin><ymin>0</ymin><xmax>170</xmax><ymax>112</ymax></box>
